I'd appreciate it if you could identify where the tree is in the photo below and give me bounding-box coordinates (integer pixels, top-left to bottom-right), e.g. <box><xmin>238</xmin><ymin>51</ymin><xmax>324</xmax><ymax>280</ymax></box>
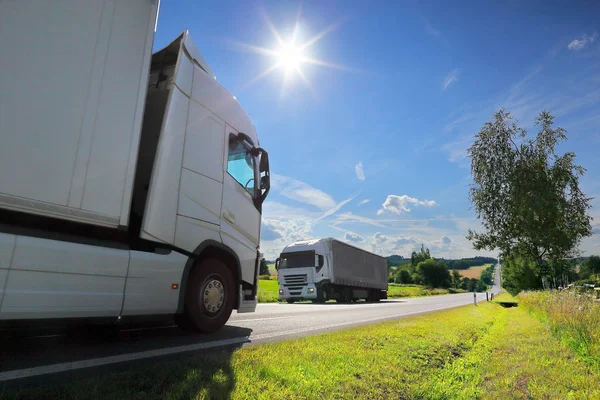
<box><xmin>410</xmin><ymin>244</ymin><xmax>431</xmax><ymax>269</ymax></box>
<box><xmin>395</xmin><ymin>268</ymin><xmax>413</xmax><ymax>284</ymax></box>
<box><xmin>467</xmin><ymin>109</ymin><xmax>592</xmax><ymax>291</ymax></box>
<box><xmin>259</xmin><ymin>259</ymin><xmax>270</xmax><ymax>275</ymax></box>
<box><xmin>451</xmin><ymin>269</ymin><xmax>462</xmax><ymax>288</ymax></box>
<box><xmin>581</xmin><ymin>256</ymin><xmax>600</xmax><ymax>277</ymax></box>
<box><xmin>417</xmin><ymin>259</ymin><xmax>451</xmax><ymax>288</ymax></box>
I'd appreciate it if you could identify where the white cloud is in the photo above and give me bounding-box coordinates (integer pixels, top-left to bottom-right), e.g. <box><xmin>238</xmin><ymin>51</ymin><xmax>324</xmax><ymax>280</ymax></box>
<box><xmin>314</xmin><ymin>196</ymin><xmax>355</xmax><ymax>223</ymax></box>
<box><xmin>377</xmin><ymin>195</ymin><xmax>437</xmax><ymax>216</ymax></box>
<box><xmin>271</xmin><ymin>174</ymin><xmax>336</xmax><ymax>211</ymax></box>
<box><xmin>567</xmin><ymin>32</ymin><xmax>598</xmax><ymax>51</ymax></box>
<box><xmin>355</xmin><ymin>161</ymin><xmax>365</xmax><ymax>181</ymax></box>
<box><xmin>442</xmin><ymin>69</ymin><xmax>459</xmax><ymax>91</ymax></box>
<box><xmin>357</xmin><ymin>199</ymin><xmax>370</xmax><ymax>206</ymax></box>
<box><xmin>344</xmin><ymin>232</ymin><xmax>364</xmax><ymax>242</ymax></box>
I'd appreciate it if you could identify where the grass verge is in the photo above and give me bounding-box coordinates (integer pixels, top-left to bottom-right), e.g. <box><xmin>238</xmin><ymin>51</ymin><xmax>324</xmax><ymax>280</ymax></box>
<box><xmin>257</xmin><ymin>279</ymin><xmax>279</xmax><ymax>303</ymax></box>
<box><xmin>519</xmin><ymin>290</ymin><xmax>600</xmax><ymax>368</ymax></box>
<box><xmin>4</xmin><ymin>293</ymin><xmax>599</xmax><ymax>399</ymax></box>
<box><xmin>387</xmin><ymin>284</ymin><xmax>462</xmax><ymax>298</ymax></box>
<box><xmin>258</xmin><ymin>281</ymin><xmax>462</xmax><ymax>303</ymax></box>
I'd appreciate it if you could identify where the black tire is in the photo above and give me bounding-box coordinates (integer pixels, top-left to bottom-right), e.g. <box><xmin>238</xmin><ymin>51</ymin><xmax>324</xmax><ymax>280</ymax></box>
<box><xmin>372</xmin><ymin>289</ymin><xmax>381</xmax><ymax>303</ymax></box>
<box><xmin>177</xmin><ymin>258</ymin><xmax>234</xmax><ymax>333</ymax></box>
<box><xmin>316</xmin><ymin>285</ymin><xmax>328</xmax><ymax>303</ymax></box>
<box><xmin>286</xmin><ymin>299</ymin><xmax>296</xmax><ymax>304</ymax></box>
<box><xmin>336</xmin><ymin>287</ymin><xmax>352</xmax><ymax>303</ymax></box>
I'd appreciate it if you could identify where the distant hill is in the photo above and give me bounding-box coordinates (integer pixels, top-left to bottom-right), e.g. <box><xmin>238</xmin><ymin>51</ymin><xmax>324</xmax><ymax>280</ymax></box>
<box><xmin>386</xmin><ymin>255</ymin><xmax>409</xmax><ymax>266</ymax></box>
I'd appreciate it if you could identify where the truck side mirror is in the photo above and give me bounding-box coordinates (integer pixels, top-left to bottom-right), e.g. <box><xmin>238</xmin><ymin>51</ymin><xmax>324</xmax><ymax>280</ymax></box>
<box><xmin>275</xmin><ymin>258</ymin><xmax>280</xmax><ymax>270</ymax></box>
<box><xmin>318</xmin><ymin>255</ymin><xmax>324</xmax><ymax>267</ymax></box>
<box><xmin>252</xmin><ymin>147</ymin><xmax>270</xmax><ymax>208</ymax></box>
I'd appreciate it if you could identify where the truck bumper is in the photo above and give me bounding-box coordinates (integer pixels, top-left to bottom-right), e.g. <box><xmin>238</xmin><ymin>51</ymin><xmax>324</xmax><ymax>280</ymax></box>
<box><xmin>278</xmin><ymin>283</ymin><xmax>317</xmax><ymax>300</ymax></box>
<box><xmin>237</xmin><ymin>286</ymin><xmax>257</xmax><ymax>313</ymax></box>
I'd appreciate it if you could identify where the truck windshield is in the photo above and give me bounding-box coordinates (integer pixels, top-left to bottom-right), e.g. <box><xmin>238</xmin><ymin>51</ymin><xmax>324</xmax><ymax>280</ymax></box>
<box><xmin>280</xmin><ymin>251</ymin><xmax>315</xmax><ymax>269</ymax></box>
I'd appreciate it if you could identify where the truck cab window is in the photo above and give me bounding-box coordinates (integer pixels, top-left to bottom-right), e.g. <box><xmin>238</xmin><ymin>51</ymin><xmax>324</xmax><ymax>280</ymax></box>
<box><xmin>227</xmin><ymin>136</ymin><xmax>257</xmax><ymax>196</ymax></box>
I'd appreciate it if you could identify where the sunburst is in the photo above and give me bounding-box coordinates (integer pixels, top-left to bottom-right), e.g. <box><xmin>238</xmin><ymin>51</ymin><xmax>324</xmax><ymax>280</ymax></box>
<box><xmin>233</xmin><ymin>8</ymin><xmax>349</xmax><ymax>95</ymax></box>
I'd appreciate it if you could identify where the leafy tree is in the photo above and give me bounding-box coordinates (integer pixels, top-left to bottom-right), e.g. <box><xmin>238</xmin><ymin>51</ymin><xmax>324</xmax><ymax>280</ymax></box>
<box><xmin>579</xmin><ymin>255</ymin><xmax>600</xmax><ymax>279</ymax></box>
<box><xmin>395</xmin><ymin>268</ymin><xmax>413</xmax><ymax>284</ymax></box>
<box><xmin>451</xmin><ymin>269</ymin><xmax>462</xmax><ymax>288</ymax></box>
<box><xmin>259</xmin><ymin>259</ymin><xmax>270</xmax><ymax>275</ymax></box>
<box><xmin>501</xmin><ymin>255</ymin><xmax>543</xmax><ymax>295</ymax></box>
<box><xmin>467</xmin><ymin>109</ymin><xmax>592</xmax><ymax>290</ymax></box>
<box><xmin>410</xmin><ymin>245</ymin><xmax>431</xmax><ymax>268</ymax></box>
<box><xmin>417</xmin><ymin>259</ymin><xmax>451</xmax><ymax>288</ymax></box>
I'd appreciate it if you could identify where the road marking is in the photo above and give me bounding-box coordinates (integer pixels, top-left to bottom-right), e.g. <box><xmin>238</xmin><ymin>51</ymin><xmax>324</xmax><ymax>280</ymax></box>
<box><xmin>0</xmin><ymin>336</ymin><xmax>251</xmax><ymax>382</ymax></box>
<box><xmin>229</xmin><ymin>316</ymin><xmax>292</xmax><ymax>323</ymax></box>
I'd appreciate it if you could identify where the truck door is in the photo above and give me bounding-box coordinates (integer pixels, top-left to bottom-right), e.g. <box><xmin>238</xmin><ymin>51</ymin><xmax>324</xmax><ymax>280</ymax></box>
<box><xmin>220</xmin><ymin>127</ymin><xmax>261</xmax><ymax>286</ymax></box>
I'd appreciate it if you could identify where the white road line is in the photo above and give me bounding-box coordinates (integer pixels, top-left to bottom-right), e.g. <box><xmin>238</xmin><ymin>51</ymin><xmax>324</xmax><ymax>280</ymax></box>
<box><xmin>0</xmin><ymin>336</ymin><xmax>251</xmax><ymax>382</ymax></box>
<box><xmin>229</xmin><ymin>316</ymin><xmax>293</xmax><ymax>323</ymax></box>
<box><xmin>0</xmin><ymin>302</ymin><xmax>465</xmax><ymax>382</ymax></box>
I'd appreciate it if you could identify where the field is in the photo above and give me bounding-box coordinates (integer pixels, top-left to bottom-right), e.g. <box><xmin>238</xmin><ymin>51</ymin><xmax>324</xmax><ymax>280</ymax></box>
<box><xmin>6</xmin><ymin>293</ymin><xmax>599</xmax><ymax>399</ymax></box>
<box><xmin>257</xmin><ymin>280</ymin><xmax>458</xmax><ymax>303</ymax></box>
<box><xmin>387</xmin><ymin>284</ymin><xmax>459</xmax><ymax>297</ymax></box>
<box><xmin>456</xmin><ymin>263</ymin><xmax>492</xmax><ymax>278</ymax></box>
<box><xmin>257</xmin><ymin>279</ymin><xmax>279</xmax><ymax>303</ymax></box>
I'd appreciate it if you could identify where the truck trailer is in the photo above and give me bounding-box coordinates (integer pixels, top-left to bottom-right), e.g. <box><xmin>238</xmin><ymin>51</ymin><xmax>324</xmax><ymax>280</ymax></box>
<box><xmin>276</xmin><ymin>238</ymin><xmax>388</xmax><ymax>303</ymax></box>
<box><xmin>0</xmin><ymin>0</ymin><xmax>270</xmax><ymax>333</ymax></box>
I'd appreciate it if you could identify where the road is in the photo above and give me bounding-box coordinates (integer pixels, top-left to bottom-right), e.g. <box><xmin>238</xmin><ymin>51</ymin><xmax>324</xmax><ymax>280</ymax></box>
<box><xmin>0</xmin><ymin>265</ymin><xmax>501</xmax><ymax>385</ymax></box>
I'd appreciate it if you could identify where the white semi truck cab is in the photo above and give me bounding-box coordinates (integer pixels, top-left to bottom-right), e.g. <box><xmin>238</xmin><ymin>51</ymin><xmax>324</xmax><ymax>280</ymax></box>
<box><xmin>276</xmin><ymin>238</ymin><xmax>388</xmax><ymax>303</ymax></box>
<box><xmin>0</xmin><ymin>1</ymin><xmax>270</xmax><ymax>333</ymax></box>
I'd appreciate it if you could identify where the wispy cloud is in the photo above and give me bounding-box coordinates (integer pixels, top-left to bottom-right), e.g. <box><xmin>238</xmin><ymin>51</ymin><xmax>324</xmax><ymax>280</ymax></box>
<box><xmin>355</xmin><ymin>161</ymin><xmax>365</xmax><ymax>181</ymax></box>
<box><xmin>271</xmin><ymin>174</ymin><xmax>336</xmax><ymax>210</ymax></box>
<box><xmin>377</xmin><ymin>195</ymin><xmax>437</xmax><ymax>216</ymax></box>
<box><xmin>424</xmin><ymin>18</ymin><xmax>442</xmax><ymax>38</ymax></box>
<box><xmin>422</xmin><ymin>17</ymin><xmax>449</xmax><ymax>46</ymax></box>
<box><xmin>314</xmin><ymin>195</ymin><xmax>356</xmax><ymax>223</ymax></box>
<box><xmin>568</xmin><ymin>32</ymin><xmax>598</xmax><ymax>51</ymax></box>
<box><xmin>357</xmin><ymin>199</ymin><xmax>370</xmax><ymax>206</ymax></box>
<box><xmin>442</xmin><ymin>69</ymin><xmax>459</xmax><ymax>91</ymax></box>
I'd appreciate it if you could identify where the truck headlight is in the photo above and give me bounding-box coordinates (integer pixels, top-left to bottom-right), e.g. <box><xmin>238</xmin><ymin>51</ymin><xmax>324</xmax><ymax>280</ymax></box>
<box><xmin>308</xmin><ymin>288</ymin><xmax>314</xmax><ymax>293</ymax></box>
<box><xmin>279</xmin><ymin>289</ymin><xmax>283</xmax><ymax>295</ymax></box>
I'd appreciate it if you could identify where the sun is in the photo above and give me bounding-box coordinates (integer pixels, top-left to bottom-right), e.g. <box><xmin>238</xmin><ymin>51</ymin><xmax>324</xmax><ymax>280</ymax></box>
<box><xmin>229</xmin><ymin>8</ymin><xmax>349</xmax><ymax>94</ymax></box>
<box><xmin>277</xmin><ymin>43</ymin><xmax>303</xmax><ymax>71</ymax></box>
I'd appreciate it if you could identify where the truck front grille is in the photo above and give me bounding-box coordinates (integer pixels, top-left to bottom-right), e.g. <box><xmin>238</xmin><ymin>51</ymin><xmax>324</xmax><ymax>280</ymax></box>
<box><xmin>284</xmin><ymin>274</ymin><xmax>307</xmax><ymax>285</ymax></box>
<box><xmin>283</xmin><ymin>274</ymin><xmax>307</xmax><ymax>296</ymax></box>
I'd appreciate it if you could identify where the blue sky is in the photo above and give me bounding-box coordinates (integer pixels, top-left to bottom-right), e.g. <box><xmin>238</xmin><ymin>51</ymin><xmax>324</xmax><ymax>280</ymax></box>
<box><xmin>155</xmin><ymin>1</ymin><xmax>600</xmax><ymax>260</ymax></box>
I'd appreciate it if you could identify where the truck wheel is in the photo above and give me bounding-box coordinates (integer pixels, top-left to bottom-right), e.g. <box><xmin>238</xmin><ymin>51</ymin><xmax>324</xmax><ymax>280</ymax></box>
<box><xmin>336</xmin><ymin>288</ymin><xmax>352</xmax><ymax>303</ymax></box>
<box><xmin>371</xmin><ymin>289</ymin><xmax>381</xmax><ymax>303</ymax></box>
<box><xmin>178</xmin><ymin>259</ymin><xmax>234</xmax><ymax>333</ymax></box>
<box><xmin>316</xmin><ymin>286</ymin><xmax>328</xmax><ymax>303</ymax></box>
<box><xmin>286</xmin><ymin>299</ymin><xmax>295</xmax><ymax>304</ymax></box>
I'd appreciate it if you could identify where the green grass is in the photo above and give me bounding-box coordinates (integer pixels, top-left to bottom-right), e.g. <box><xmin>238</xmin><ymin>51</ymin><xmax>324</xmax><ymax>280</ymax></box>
<box><xmin>519</xmin><ymin>290</ymin><xmax>600</xmax><ymax>368</ymax></box>
<box><xmin>257</xmin><ymin>279</ymin><xmax>279</xmax><ymax>303</ymax></box>
<box><xmin>5</xmin><ymin>293</ymin><xmax>598</xmax><ymax>399</ymax></box>
<box><xmin>257</xmin><ymin>281</ymin><xmax>460</xmax><ymax>303</ymax></box>
<box><xmin>386</xmin><ymin>284</ymin><xmax>460</xmax><ymax>297</ymax></box>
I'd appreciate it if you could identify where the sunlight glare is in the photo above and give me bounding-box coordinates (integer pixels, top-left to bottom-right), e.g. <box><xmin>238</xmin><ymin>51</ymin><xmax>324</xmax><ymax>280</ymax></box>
<box><xmin>278</xmin><ymin>44</ymin><xmax>303</xmax><ymax>70</ymax></box>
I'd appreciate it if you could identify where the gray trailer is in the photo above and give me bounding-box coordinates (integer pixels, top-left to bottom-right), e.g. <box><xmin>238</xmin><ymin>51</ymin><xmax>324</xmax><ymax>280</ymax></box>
<box><xmin>276</xmin><ymin>238</ymin><xmax>388</xmax><ymax>303</ymax></box>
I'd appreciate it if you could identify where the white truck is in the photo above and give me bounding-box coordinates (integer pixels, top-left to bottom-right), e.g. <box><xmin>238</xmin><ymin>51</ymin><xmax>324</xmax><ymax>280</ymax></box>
<box><xmin>276</xmin><ymin>238</ymin><xmax>388</xmax><ymax>303</ymax></box>
<box><xmin>0</xmin><ymin>0</ymin><xmax>270</xmax><ymax>333</ymax></box>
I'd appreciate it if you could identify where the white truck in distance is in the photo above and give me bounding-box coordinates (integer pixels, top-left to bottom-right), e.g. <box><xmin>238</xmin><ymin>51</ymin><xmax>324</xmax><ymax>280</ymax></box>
<box><xmin>0</xmin><ymin>1</ymin><xmax>270</xmax><ymax>333</ymax></box>
<box><xmin>276</xmin><ymin>238</ymin><xmax>388</xmax><ymax>303</ymax></box>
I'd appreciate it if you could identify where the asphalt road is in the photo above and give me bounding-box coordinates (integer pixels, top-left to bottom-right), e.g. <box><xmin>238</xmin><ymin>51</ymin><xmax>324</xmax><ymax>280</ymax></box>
<box><xmin>0</xmin><ymin>265</ymin><xmax>502</xmax><ymax>384</ymax></box>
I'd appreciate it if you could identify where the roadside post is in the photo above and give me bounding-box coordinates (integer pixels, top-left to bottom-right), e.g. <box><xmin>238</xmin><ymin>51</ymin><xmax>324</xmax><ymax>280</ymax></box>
<box><xmin>474</xmin><ymin>292</ymin><xmax>477</xmax><ymax>306</ymax></box>
<box><xmin>486</xmin><ymin>292</ymin><xmax>489</xmax><ymax>302</ymax></box>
